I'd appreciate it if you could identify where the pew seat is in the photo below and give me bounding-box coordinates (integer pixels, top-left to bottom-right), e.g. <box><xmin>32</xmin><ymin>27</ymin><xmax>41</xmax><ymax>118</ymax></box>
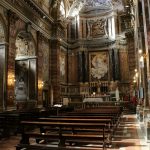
<box><xmin>16</xmin><ymin>144</ymin><xmax>104</xmax><ymax>150</ymax></box>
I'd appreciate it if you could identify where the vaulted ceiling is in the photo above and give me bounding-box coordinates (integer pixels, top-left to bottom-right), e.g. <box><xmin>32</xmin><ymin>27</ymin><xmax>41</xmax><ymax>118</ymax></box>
<box><xmin>67</xmin><ymin>0</ymin><xmax>125</xmax><ymax>17</ymax></box>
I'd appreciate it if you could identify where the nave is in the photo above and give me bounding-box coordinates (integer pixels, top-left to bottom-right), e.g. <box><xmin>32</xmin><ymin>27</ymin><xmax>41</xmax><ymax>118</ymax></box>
<box><xmin>0</xmin><ymin>112</ymin><xmax>149</xmax><ymax>150</ymax></box>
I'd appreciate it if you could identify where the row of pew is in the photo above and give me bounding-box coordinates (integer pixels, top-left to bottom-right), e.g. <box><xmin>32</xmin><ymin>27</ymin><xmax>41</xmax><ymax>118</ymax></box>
<box><xmin>16</xmin><ymin>106</ymin><xmax>123</xmax><ymax>150</ymax></box>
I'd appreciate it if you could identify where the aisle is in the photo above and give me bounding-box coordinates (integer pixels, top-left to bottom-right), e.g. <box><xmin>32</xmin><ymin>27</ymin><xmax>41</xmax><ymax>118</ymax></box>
<box><xmin>108</xmin><ymin>114</ymin><xmax>150</xmax><ymax>150</ymax></box>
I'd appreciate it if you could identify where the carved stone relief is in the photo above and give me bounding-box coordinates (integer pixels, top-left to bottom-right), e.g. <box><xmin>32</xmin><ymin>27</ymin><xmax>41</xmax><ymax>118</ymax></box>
<box><xmin>87</xmin><ymin>18</ymin><xmax>107</xmax><ymax>38</ymax></box>
<box><xmin>15</xmin><ymin>31</ymin><xmax>35</xmax><ymax>58</ymax></box>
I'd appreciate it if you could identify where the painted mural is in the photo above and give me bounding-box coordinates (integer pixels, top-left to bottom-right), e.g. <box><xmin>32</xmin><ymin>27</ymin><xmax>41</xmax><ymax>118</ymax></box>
<box><xmin>89</xmin><ymin>52</ymin><xmax>108</xmax><ymax>81</ymax></box>
<box><xmin>0</xmin><ymin>21</ymin><xmax>4</xmax><ymax>42</ymax></box>
<box><xmin>15</xmin><ymin>32</ymin><xmax>35</xmax><ymax>58</ymax></box>
<box><xmin>60</xmin><ymin>53</ymin><xmax>66</xmax><ymax>81</ymax></box>
<box><xmin>38</xmin><ymin>36</ymin><xmax>49</xmax><ymax>81</ymax></box>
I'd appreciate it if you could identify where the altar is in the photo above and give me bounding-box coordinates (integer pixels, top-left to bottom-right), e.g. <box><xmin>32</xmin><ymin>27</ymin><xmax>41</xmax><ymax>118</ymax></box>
<box><xmin>83</xmin><ymin>95</ymin><xmax>110</xmax><ymax>103</ymax></box>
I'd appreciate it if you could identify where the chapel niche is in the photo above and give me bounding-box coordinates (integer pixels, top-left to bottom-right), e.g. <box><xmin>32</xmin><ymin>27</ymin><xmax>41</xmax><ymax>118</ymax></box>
<box><xmin>0</xmin><ymin>20</ymin><xmax>6</xmax><ymax>110</ymax></box>
<box><xmin>15</xmin><ymin>31</ymin><xmax>37</xmax><ymax>110</ymax></box>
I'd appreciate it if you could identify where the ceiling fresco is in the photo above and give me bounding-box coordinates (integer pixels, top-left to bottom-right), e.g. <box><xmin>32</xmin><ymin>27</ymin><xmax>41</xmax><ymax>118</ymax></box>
<box><xmin>68</xmin><ymin>0</ymin><xmax>123</xmax><ymax>17</ymax></box>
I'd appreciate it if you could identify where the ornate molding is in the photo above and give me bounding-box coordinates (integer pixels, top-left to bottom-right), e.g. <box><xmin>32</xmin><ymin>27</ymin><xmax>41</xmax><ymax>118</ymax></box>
<box><xmin>0</xmin><ymin>0</ymin><xmax>53</xmax><ymax>39</ymax></box>
<box><xmin>7</xmin><ymin>10</ymin><xmax>19</xmax><ymax>25</ymax></box>
<box><xmin>23</xmin><ymin>0</ymin><xmax>54</xmax><ymax>23</ymax></box>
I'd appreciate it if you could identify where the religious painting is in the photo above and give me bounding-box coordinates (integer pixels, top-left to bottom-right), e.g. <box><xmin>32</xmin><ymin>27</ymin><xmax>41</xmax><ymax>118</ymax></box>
<box><xmin>89</xmin><ymin>51</ymin><xmax>109</xmax><ymax>81</ymax></box>
<box><xmin>60</xmin><ymin>52</ymin><xmax>66</xmax><ymax>81</ymax></box>
<box><xmin>15</xmin><ymin>31</ymin><xmax>35</xmax><ymax>58</ymax></box>
<box><xmin>91</xmin><ymin>19</ymin><xmax>107</xmax><ymax>37</ymax></box>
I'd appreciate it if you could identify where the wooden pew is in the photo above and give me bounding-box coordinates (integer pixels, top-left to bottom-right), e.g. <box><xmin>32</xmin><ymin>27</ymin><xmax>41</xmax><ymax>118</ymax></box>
<box><xmin>66</xmin><ymin>107</ymin><xmax>123</xmax><ymax>124</ymax></box>
<box><xmin>17</xmin><ymin>121</ymin><xmax>108</xmax><ymax>150</ymax></box>
<box><xmin>0</xmin><ymin>110</ymin><xmax>40</xmax><ymax>137</ymax></box>
<box><xmin>16</xmin><ymin>144</ymin><xmax>104</xmax><ymax>150</ymax></box>
<box><xmin>36</xmin><ymin>117</ymin><xmax>113</xmax><ymax>139</ymax></box>
<box><xmin>16</xmin><ymin>106</ymin><xmax>123</xmax><ymax>150</ymax></box>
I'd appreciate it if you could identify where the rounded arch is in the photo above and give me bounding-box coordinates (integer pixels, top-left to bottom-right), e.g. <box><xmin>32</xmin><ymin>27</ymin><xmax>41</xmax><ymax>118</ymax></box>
<box><xmin>0</xmin><ymin>13</ymin><xmax>7</xmax><ymax>111</ymax></box>
<box><xmin>15</xmin><ymin>30</ymin><xmax>36</xmax><ymax>59</ymax></box>
<box><xmin>0</xmin><ymin>13</ymin><xmax>7</xmax><ymax>43</ymax></box>
<box><xmin>15</xmin><ymin>30</ymin><xmax>37</xmax><ymax>104</ymax></box>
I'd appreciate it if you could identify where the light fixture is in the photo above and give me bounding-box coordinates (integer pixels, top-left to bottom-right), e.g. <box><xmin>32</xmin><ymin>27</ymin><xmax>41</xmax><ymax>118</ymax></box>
<box><xmin>8</xmin><ymin>72</ymin><xmax>15</xmax><ymax>86</ymax></box>
<box><xmin>140</xmin><ymin>56</ymin><xmax>144</xmax><ymax>62</ymax></box>
<box><xmin>43</xmin><ymin>16</ymin><xmax>46</xmax><ymax>19</ymax></box>
<box><xmin>92</xmin><ymin>92</ymin><xmax>96</xmax><ymax>96</ymax></box>
<box><xmin>138</xmin><ymin>49</ymin><xmax>142</xmax><ymax>54</ymax></box>
<box><xmin>38</xmin><ymin>80</ymin><xmax>43</xmax><ymax>90</ymax></box>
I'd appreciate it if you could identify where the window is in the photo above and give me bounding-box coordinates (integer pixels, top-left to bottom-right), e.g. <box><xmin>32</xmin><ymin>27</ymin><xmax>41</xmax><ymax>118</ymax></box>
<box><xmin>60</xmin><ymin>0</ymin><xmax>65</xmax><ymax>17</ymax></box>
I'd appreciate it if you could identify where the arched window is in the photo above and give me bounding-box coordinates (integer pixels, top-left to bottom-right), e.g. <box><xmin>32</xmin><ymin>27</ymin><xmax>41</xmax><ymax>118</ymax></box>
<box><xmin>60</xmin><ymin>0</ymin><xmax>65</xmax><ymax>17</ymax></box>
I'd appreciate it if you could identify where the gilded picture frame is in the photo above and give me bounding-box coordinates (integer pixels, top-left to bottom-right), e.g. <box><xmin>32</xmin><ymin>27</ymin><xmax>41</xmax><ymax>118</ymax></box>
<box><xmin>89</xmin><ymin>51</ymin><xmax>109</xmax><ymax>81</ymax></box>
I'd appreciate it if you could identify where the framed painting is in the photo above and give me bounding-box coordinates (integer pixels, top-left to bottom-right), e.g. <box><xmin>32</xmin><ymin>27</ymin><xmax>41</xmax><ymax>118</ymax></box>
<box><xmin>60</xmin><ymin>52</ymin><xmax>66</xmax><ymax>81</ymax></box>
<box><xmin>89</xmin><ymin>51</ymin><xmax>109</xmax><ymax>81</ymax></box>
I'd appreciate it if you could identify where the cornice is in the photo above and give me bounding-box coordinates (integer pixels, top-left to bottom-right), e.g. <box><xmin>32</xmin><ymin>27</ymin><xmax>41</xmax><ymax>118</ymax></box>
<box><xmin>0</xmin><ymin>0</ymin><xmax>53</xmax><ymax>39</ymax></box>
<box><xmin>63</xmin><ymin>38</ymin><xmax>116</xmax><ymax>50</ymax></box>
<box><xmin>23</xmin><ymin>0</ymin><xmax>54</xmax><ymax>23</ymax></box>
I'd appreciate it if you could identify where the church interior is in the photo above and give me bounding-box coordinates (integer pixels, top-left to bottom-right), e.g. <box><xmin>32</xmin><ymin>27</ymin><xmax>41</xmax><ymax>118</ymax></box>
<box><xmin>0</xmin><ymin>0</ymin><xmax>150</xmax><ymax>149</ymax></box>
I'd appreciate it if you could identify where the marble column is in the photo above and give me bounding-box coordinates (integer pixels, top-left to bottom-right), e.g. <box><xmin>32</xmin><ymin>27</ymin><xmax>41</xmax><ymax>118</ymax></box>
<box><xmin>78</xmin><ymin>51</ymin><xmax>83</xmax><ymax>82</ymax></box>
<box><xmin>110</xmin><ymin>49</ymin><xmax>120</xmax><ymax>81</ymax></box>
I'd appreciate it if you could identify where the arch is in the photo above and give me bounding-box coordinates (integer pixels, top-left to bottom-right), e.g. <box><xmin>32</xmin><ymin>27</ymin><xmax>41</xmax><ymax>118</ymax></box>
<box><xmin>0</xmin><ymin>14</ymin><xmax>7</xmax><ymax>43</ymax></box>
<box><xmin>15</xmin><ymin>31</ymin><xmax>36</xmax><ymax>59</ymax></box>
<box><xmin>15</xmin><ymin>30</ymin><xmax>37</xmax><ymax>107</ymax></box>
<box><xmin>0</xmin><ymin>14</ymin><xmax>7</xmax><ymax>110</ymax></box>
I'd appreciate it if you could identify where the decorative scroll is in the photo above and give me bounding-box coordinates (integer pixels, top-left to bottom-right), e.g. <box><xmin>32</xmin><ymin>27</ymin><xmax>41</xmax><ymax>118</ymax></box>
<box><xmin>89</xmin><ymin>52</ymin><xmax>109</xmax><ymax>81</ymax></box>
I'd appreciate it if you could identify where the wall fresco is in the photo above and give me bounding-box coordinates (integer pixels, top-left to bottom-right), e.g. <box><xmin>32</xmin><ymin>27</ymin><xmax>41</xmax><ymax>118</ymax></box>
<box><xmin>60</xmin><ymin>52</ymin><xmax>66</xmax><ymax>81</ymax></box>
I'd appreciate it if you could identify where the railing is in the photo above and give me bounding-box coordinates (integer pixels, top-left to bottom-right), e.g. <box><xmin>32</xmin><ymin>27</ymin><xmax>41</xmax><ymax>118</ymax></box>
<box><xmin>68</xmin><ymin>101</ymin><xmax>129</xmax><ymax>110</ymax></box>
<box><xmin>60</xmin><ymin>81</ymin><xmax>110</xmax><ymax>98</ymax></box>
<box><xmin>80</xmin><ymin>81</ymin><xmax>109</xmax><ymax>97</ymax></box>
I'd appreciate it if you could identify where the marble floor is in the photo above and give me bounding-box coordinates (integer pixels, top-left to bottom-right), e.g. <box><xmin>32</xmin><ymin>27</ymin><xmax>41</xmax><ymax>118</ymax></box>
<box><xmin>0</xmin><ymin>113</ymin><xmax>150</xmax><ymax>150</ymax></box>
